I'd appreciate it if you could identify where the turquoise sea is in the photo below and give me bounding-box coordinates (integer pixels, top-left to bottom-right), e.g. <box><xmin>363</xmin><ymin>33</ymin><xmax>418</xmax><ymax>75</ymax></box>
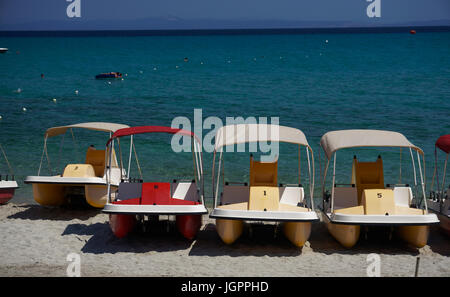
<box><xmin>0</xmin><ymin>30</ymin><xmax>449</xmax><ymax>205</ymax></box>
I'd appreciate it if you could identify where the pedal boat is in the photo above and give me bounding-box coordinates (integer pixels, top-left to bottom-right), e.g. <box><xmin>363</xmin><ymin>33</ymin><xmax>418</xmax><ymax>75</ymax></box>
<box><xmin>0</xmin><ymin>144</ymin><xmax>18</xmax><ymax>204</ymax></box>
<box><xmin>428</xmin><ymin>134</ymin><xmax>450</xmax><ymax>236</ymax></box>
<box><xmin>209</xmin><ymin>124</ymin><xmax>319</xmax><ymax>247</ymax></box>
<box><xmin>24</xmin><ymin>122</ymin><xmax>129</xmax><ymax>208</ymax></box>
<box><xmin>102</xmin><ymin>126</ymin><xmax>208</xmax><ymax>240</ymax></box>
<box><xmin>320</xmin><ymin>130</ymin><xmax>439</xmax><ymax>248</ymax></box>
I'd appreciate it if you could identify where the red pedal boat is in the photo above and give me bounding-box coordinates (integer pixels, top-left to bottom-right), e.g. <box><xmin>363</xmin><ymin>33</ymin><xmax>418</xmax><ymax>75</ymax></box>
<box><xmin>0</xmin><ymin>144</ymin><xmax>18</xmax><ymax>204</ymax></box>
<box><xmin>102</xmin><ymin>126</ymin><xmax>207</xmax><ymax>239</ymax></box>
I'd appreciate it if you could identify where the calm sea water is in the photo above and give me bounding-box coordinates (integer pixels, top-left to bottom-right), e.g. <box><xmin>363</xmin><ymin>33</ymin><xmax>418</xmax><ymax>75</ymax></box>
<box><xmin>0</xmin><ymin>31</ymin><xmax>449</xmax><ymax>205</ymax></box>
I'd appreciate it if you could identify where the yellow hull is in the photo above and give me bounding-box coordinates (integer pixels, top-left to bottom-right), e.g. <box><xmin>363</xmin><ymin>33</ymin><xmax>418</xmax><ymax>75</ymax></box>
<box><xmin>397</xmin><ymin>225</ymin><xmax>429</xmax><ymax>248</ymax></box>
<box><xmin>85</xmin><ymin>185</ymin><xmax>111</xmax><ymax>208</ymax></box>
<box><xmin>282</xmin><ymin>221</ymin><xmax>311</xmax><ymax>247</ymax></box>
<box><xmin>33</xmin><ymin>183</ymin><xmax>115</xmax><ymax>208</ymax></box>
<box><xmin>324</xmin><ymin>215</ymin><xmax>361</xmax><ymax>248</ymax></box>
<box><xmin>215</xmin><ymin>219</ymin><xmax>244</xmax><ymax>244</ymax></box>
<box><xmin>33</xmin><ymin>183</ymin><xmax>66</xmax><ymax>206</ymax></box>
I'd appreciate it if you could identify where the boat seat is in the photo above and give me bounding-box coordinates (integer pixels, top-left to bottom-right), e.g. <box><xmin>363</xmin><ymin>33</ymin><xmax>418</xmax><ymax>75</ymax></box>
<box><xmin>62</xmin><ymin>164</ymin><xmax>96</xmax><ymax>178</ymax></box>
<box><xmin>352</xmin><ymin>156</ymin><xmax>384</xmax><ymax>205</ymax></box>
<box><xmin>221</xmin><ymin>185</ymin><xmax>249</xmax><ymax>205</ymax></box>
<box><xmin>85</xmin><ymin>149</ymin><xmax>106</xmax><ymax>177</ymax></box>
<box><xmin>361</xmin><ymin>189</ymin><xmax>395</xmax><ymax>215</ymax></box>
<box><xmin>249</xmin><ymin>155</ymin><xmax>277</xmax><ymax>187</ymax></box>
<box><xmin>141</xmin><ymin>182</ymin><xmax>198</xmax><ymax>205</ymax></box>
<box><xmin>171</xmin><ymin>181</ymin><xmax>199</xmax><ymax>202</ymax></box>
<box><xmin>333</xmin><ymin>186</ymin><xmax>358</xmax><ymax>209</ymax></box>
<box><xmin>279</xmin><ymin>186</ymin><xmax>304</xmax><ymax>206</ymax></box>
<box><xmin>248</xmin><ymin>186</ymin><xmax>279</xmax><ymax>211</ymax></box>
<box><xmin>116</xmin><ymin>182</ymin><xmax>142</xmax><ymax>201</ymax></box>
<box><xmin>393</xmin><ymin>186</ymin><xmax>413</xmax><ymax>207</ymax></box>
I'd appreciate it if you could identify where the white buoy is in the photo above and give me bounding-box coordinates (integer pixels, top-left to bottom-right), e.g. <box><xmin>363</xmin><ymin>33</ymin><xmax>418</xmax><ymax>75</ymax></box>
<box><xmin>153</xmin><ymin>67</ymin><xmax>157</xmax><ymax>71</ymax></box>
<box><xmin>75</xmin><ymin>90</ymin><xmax>79</xmax><ymax>95</ymax></box>
<box><xmin>121</xmin><ymin>78</ymin><xmax>124</xmax><ymax>81</ymax></box>
<box><xmin>125</xmin><ymin>73</ymin><xmax>128</xmax><ymax>76</ymax></box>
<box><xmin>22</xmin><ymin>107</ymin><xmax>27</xmax><ymax>112</ymax></box>
<box><xmin>325</xmin><ymin>39</ymin><xmax>329</xmax><ymax>43</ymax></box>
<box><xmin>139</xmin><ymin>70</ymin><xmax>143</xmax><ymax>74</ymax></box>
<box><xmin>15</xmin><ymin>88</ymin><xmax>22</xmax><ymax>93</ymax></box>
<box><xmin>0</xmin><ymin>116</ymin><xmax>2</xmax><ymax>120</ymax></box>
<box><xmin>175</xmin><ymin>65</ymin><xmax>179</xmax><ymax>68</ymax></box>
<box><xmin>108</xmin><ymin>81</ymin><xmax>111</xmax><ymax>85</ymax></box>
<box><xmin>200</xmin><ymin>62</ymin><xmax>204</xmax><ymax>65</ymax></box>
<box><xmin>52</xmin><ymin>98</ymin><xmax>57</xmax><ymax>102</ymax></box>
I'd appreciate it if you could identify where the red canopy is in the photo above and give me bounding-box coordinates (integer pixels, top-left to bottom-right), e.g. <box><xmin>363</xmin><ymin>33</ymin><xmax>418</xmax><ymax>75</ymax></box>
<box><xmin>436</xmin><ymin>134</ymin><xmax>450</xmax><ymax>154</ymax></box>
<box><xmin>106</xmin><ymin>126</ymin><xmax>199</xmax><ymax>145</ymax></box>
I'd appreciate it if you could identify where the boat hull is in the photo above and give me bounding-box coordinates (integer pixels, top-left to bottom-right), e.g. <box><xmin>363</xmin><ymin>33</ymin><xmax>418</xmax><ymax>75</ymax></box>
<box><xmin>282</xmin><ymin>221</ymin><xmax>312</xmax><ymax>247</ymax></box>
<box><xmin>32</xmin><ymin>183</ymin><xmax>115</xmax><ymax>208</ymax></box>
<box><xmin>0</xmin><ymin>187</ymin><xmax>15</xmax><ymax>204</ymax></box>
<box><xmin>437</xmin><ymin>213</ymin><xmax>450</xmax><ymax>237</ymax></box>
<box><xmin>396</xmin><ymin>225</ymin><xmax>430</xmax><ymax>248</ymax></box>
<box><xmin>326</xmin><ymin>221</ymin><xmax>361</xmax><ymax>248</ymax></box>
<box><xmin>176</xmin><ymin>214</ymin><xmax>202</xmax><ymax>240</ymax></box>
<box><xmin>215</xmin><ymin>219</ymin><xmax>244</xmax><ymax>244</ymax></box>
<box><xmin>109</xmin><ymin>214</ymin><xmax>136</xmax><ymax>238</ymax></box>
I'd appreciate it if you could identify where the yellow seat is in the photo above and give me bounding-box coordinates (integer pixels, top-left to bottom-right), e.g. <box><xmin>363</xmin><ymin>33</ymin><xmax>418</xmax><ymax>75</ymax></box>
<box><xmin>62</xmin><ymin>164</ymin><xmax>96</xmax><ymax>178</ymax></box>
<box><xmin>85</xmin><ymin>149</ymin><xmax>106</xmax><ymax>177</ymax></box>
<box><xmin>352</xmin><ymin>156</ymin><xmax>384</xmax><ymax>205</ymax></box>
<box><xmin>248</xmin><ymin>155</ymin><xmax>279</xmax><ymax>211</ymax></box>
<box><xmin>248</xmin><ymin>186</ymin><xmax>280</xmax><ymax>211</ymax></box>
<box><xmin>361</xmin><ymin>189</ymin><xmax>395</xmax><ymax>215</ymax></box>
<box><xmin>249</xmin><ymin>155</ymin><xmax>277</xmax><ymax>187</ymax></box>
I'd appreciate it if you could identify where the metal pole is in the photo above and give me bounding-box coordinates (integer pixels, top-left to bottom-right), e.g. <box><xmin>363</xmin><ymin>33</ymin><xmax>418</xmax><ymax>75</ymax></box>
<box><xmin>127</xmin><ymin>135</ymin><xmax>133</xmax><ymax>179</ymax></box>
<box><xmin>417</xmin><ymin>151</ymin><xmax>427</xmax><ymax>212</ymax></box>
<box><xmin>414</xmin><ymin>257</ymin><xmax>420</xmax><ymax>277</ymax></box>
<box><xmin>331</xmin><ymin>152</ymin><xmax>336</xmax><ymax>213</ymax></box>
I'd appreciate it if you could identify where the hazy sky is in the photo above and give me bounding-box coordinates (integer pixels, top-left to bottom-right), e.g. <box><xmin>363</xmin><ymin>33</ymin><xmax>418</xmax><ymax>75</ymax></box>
<box><xmin>1</xmin><ymin>0</ymin><xmax>449</xmax><ymax>27</ymax></box>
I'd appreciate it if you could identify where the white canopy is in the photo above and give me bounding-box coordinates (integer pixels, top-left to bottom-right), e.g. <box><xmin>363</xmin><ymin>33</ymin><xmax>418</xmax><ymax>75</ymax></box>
<box><xmin>320</xmin><ymin>129</ymin><xmax>423</xmax><ymax>160</ymax></box>
<box><xmin>45</xmin><ymin>122</ymin><xmax>129</xmax><ymax>138</ymax></box>
<box><xmin>214</xmin><ymin>124</ymin><xmax>310</xmax><ymax>151</ymax></box>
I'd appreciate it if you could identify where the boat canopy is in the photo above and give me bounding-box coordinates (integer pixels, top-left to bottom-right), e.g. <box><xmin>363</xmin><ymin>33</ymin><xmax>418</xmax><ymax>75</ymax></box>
<box><xmin>214</xmin><ymin>124</ymin><xmax>310</xmax><ymax>151</ymax></box>
<box><xmin>106</xmin><ymin>126</ymin><xmax>200</xmax><ymax>145</ymax></box>
<box><xmin>320</xmin><ymin>129</ymin><xmax>423</xmax><ymax>160</ymax></box>
<box><xmin>45</xmin><ymin>122</ymin><xmax>130</xmax><ymax>138</ymax></box>
<box><xmin>436</xmin><ymin>134</ymin><xmax>450</xmax><ymax>154</ymax></box>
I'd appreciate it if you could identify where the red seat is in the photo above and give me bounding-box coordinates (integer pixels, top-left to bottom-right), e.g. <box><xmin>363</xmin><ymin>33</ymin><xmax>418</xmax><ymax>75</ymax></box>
<box><xmin>113</xmin><ymin>182</ymin><xmax>198</xmax><ymax>206</ymax></box>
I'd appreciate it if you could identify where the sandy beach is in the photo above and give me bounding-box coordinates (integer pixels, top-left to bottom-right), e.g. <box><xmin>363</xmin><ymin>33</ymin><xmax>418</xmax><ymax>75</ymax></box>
<box><xmin>0</xmin><ymin>202</ymin><xmax>448</xmax><ymax>277</ymax></box>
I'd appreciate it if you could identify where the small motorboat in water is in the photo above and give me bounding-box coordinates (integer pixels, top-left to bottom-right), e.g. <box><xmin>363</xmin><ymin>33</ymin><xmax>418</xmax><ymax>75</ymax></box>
<box><xmin>0</xmin><ymin>48</ymin><xmax>8</xmax><ymax>54</ymax></box>
<box><xmin>102</xmin><ymin>126</ymin><xmax>208</xmax><ymax>240</ymax></box>
<box><xmin>428</xmin><ymin>134</ymin><xmax>450</xmax><ymax>236</ymax></box>
<box><xmin>95</xmin><ymin>72</ymin><xmax>122</xmax><ymax>79</ymax></box>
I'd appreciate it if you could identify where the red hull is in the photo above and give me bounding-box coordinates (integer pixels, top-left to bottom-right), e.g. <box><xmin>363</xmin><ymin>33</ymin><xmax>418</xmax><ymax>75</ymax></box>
<box><xmin>0</xmin><ymin>188</ymin><xmax>15</xmax><ymax>204</ymax></box>
<box><xmin>109</xmin><ymin>214</ymin><xmax>136</xmax><ymax>238</ymax></box>
<box><xmin>176</xmin><ymin>215</ymin><xmax>202</xmax><ymax>240</ymax></box>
